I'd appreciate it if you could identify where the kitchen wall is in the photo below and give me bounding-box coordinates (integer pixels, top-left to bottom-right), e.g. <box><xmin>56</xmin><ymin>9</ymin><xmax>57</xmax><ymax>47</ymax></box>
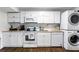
<box><xmin>9</xmin><ymin>23</ymin><xmax>20</xmax><ymax>28</ymax></box>
<box><xmin>0</xmin><ymin>11</ymin><xmax>10</xmax><ymax>31</ymax></box>
<box><xmin>24</xmin><ymin>23</ymin><xmax>60</xmax><ymax>31</ymax></box>
<box><xmin>38</xmin><ymin>23</ymin><xmax>60</xmax><ymax>31</ymax></box>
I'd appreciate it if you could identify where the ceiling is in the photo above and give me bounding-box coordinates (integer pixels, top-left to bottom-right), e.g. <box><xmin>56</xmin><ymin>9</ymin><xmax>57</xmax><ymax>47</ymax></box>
<box><xmin>0</xmin><ymin>7</ymin><xmax>77</xmax><ymax>12</ymax></box>
<box><xmin>18</xmin><ymin>7</ymin><xmax>77</xmax><ymax>12</ymax></box>
<box><xmin>0</xmin><ymin>7</ymin><xmax>19</xmax><ymax>12</ymax></box>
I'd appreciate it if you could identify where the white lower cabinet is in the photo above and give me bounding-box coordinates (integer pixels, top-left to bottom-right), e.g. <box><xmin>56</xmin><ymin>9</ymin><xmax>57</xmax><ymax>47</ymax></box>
<box><xmin>51</xmin><ymin>32</ymin><xmax>64</xmax><ymax>47</ymax></box>
<box><xmin>37</xmin><ymin>32</ymin><xmax>51</xmax><ymax>47</ymax></box>
<box><xmin>3</xmin><ymin>32</ymin><xmax>11</xmax><ymax>47</ymax></box>
<box><xmin>2</xmin><ymin>31</ymin><xmax>64</xmax><ymax>48</ymax></box>
<box><xmin>2</xmin><ymin>32</ymin><xmax>24</xmax><ymax>47</ymax></box>
<box><xmin>0</xmin><ymin>32</ymin><xmax>3</xmax><ymax>49</ymax></box>
<box><xmin>0</xmin><ymin>38</ymin><xmax>1</xmax><ymax>49</ymax></box>
<box><xmin>17</xmin><ymin>32</ymin><xmax>24</xmax><ymax>47</ymax></box>
<box><xmin>3</xmin><ymin>32</ymin><xmax>18</xmax><ymax>47</ymax></box>
<box><xmin>10</xmin><ymin>32</ymin><xmax>18</xmax><ymax>47</ymax></box>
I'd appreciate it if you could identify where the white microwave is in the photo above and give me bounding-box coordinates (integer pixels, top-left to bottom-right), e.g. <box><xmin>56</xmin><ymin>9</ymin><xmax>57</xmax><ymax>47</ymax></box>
<box><xmin>24</xmin><ymin>17</ymin><xmax>35</xmax><ymax>22</ymax></box>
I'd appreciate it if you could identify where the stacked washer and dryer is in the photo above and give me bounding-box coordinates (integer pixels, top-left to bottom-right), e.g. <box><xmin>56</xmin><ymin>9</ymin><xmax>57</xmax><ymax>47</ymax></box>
<box><xmin>60</xmin><ymin>10</ymin><xmax>79</xmax><ymax>50</ymax></box>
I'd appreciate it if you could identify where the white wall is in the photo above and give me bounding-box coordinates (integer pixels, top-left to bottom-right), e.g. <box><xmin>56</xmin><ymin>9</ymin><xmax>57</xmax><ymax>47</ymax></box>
<box><xmin>0</xmin><ymin>11</ymin><xmax>10</xmax><ymax>31</ymax></box>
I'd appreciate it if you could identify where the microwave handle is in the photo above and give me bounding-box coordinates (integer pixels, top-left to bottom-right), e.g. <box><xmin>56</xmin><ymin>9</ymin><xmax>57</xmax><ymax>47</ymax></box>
<box><xmin>25</xmin><ymin>35</ymin><xmax>28</xmax><ymax>41</ymax></box>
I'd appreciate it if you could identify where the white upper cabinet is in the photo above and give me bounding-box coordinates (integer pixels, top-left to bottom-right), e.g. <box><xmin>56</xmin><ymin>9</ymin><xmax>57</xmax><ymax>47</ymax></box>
<box><xmin>54</xmin><ymin>12</ymin><xmax>60</xmax><ymax>23</ymax></box>
<box><xmin>21</xmin><ymin>11</ymin><xmax>60</xmax><ymax>23</ymax></box>
<box><xmin>37</xmin><ymin>11</ymin><xmax>60</xmax><ymax>23</ymax></box>
<box><xmin>20</xmin><ymin>12</ymin><xmax>26</xmax><ymax>23</ymax></box>
<box><xmin>7</xmin><ymin>11</ymin><xmax>60</xmax><ymax>23</ymax></box>
<box><xmin>25</xmin><ymin>11</ymin><xmax>38</xmax><ymax>22</ymax></box>
<box><xmin>7</xmin><ymin>13</ymin><xmax>20</xmax><ymax>23</ymax></box>
<box><xmin>37</xmin><ymin>11</ymin><xmax>54</xmax><ymax>23</ymax></box>
<box><xmin>17</xmin><ymin>32</ymin><xmax>24</xmax><ymax>47</ymax></box>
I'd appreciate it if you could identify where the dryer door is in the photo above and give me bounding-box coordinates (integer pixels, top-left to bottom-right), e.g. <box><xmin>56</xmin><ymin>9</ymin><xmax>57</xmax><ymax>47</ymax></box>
<box><xmin>68</xmin><ymin>13</ymin><xmax>79</xmax><ymax>25</ymax></box>
<box><xmin>68</xmin><ymin>34</ymin><xmax>79</xmax><ymax>46</ymax></box>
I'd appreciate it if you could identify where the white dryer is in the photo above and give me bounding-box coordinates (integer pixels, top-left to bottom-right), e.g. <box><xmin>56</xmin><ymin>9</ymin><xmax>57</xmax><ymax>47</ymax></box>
<box><xmin>64</xmin><ymin>30</ymin><xmax>79</xmax><ymax>50</ymax></box>
<box><xmin>60</xmin><ymin>10</ymin><xmax>79</xmax><ymax>30</ymax></box>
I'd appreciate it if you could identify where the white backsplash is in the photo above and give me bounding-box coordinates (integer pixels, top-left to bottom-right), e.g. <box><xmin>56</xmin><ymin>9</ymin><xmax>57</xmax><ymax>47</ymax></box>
<box><xmin>9</xmin><ymin>22</ymin><xmax>60</xmax><ymax>31</ymax></box>
<box><xmin>9</xmin><ymin>23</ymin><xmax>20</xmax><ymax>28</ymax></box>
<box><xmin>38</xmin><ymin>23</ymin><xmax>60</xmax><ymax>31</ymax></box>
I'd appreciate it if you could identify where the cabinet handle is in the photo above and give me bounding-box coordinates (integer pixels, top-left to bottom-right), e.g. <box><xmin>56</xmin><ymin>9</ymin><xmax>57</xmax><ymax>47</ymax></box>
<box><xmin>24</xmin><ymin>17</ymin><xmax>25</xmax><ymax>22</ymax></box>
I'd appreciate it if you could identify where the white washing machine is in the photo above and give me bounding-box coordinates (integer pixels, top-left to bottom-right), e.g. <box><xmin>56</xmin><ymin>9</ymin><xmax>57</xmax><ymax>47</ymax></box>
<box><xmin>64</xmin><ymin>30</ymin><xmax>79</xmax><ymax>50</ymax></box>
<box><xmin>60</xmin><ymin>10</ymin><xmax>79</xmax><ymax>30</ymax></box>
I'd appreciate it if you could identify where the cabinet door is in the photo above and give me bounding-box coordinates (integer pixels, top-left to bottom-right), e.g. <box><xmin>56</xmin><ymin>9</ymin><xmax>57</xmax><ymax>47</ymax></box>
<box><xmin>43</xmin><ymin>12</ymin><xmax>54</xmax><ymax>23</ymax></box>
<box><xmin>8</xmin><ymin>13</ymin><xmax>20</xmax><ymax>23</ymax></box>
<box><xmin>18</xmin><ymin>32</ymin><xmax>24</xmax><ymax>47</ymax></box>
<box><xmin>37</xmin><ymin>33</ymin><xmax>51</xmax><ymax>47</ymax></box>
<box><xmin>2</xmin><ymin>32</ymin><xmax>11</xmax><ymax>47</ymax></box>
<box><xmin>37</xmin><ymin>12</ymin><xmax>54</xmax><ymax>23</ymax></box>
<box><xmin>54</xmin><ymin>12</ymin><xmax>60</xmax><ymax>23</ymax></box>
<box><xmin>8</xmin><ymin>13</ymin><xmax>20</xmax><ymax>18</ymax></box>
<box><xmin>10</xmin><ymin>32</ymin><xmax>18</xmax><ymax>47</ymax></box>
<box><xmin>21</xmin><ymin>12</ymin><xmax>26</xmax><ymax>23</ymax></box>
<box><xmin>52</xmin><ymin>32</ymin><xmax>63</xmax><ymax>46</ymax></box>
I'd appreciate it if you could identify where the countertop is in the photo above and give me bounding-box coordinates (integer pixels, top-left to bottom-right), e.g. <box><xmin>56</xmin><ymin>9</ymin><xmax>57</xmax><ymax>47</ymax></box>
<box><xmin>2</xmin><ymin>30</ymin><xmax>25</xmax><ymax>32</ymax></box>
<box><xmin>2</xmin><ymin>30</ymin><xmax>63</xmax><ymax>33</ymax></box>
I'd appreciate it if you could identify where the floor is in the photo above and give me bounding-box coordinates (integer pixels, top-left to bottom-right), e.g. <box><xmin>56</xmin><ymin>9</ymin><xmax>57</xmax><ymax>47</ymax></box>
<box><xmin>0</xmin><ymin>47</ymin><xmax>65</xmax><ymax>52</ymax></box>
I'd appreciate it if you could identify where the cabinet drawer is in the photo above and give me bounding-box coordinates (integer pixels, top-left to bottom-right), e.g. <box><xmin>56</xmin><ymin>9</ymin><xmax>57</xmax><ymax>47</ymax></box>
<box><xmin>8</xmin><ymin>13</ymin><xmax>20</xmax><ymax>18</ymax></box>
<box><xmin>52</xmin><ymin>32</ymin><xmax>63</xmax><ymax>35</ymax></box>
<box><xmin>8</xmin><ymin>17</ymin><xmax>20</xmax><ymax>22</ymax></box>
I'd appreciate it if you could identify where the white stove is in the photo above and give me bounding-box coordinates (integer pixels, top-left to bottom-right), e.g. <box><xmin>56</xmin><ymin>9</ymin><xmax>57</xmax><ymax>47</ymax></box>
<box><xmin>23</xmin><ymin>32</ymin><xmax>37</xmax><ymax>47</ymax></box>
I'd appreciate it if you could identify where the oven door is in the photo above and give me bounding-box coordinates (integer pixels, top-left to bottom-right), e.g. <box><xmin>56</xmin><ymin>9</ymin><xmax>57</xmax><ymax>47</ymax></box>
<box><xmin>25</xmin><ymin>35</ymin><xmax>35</xmax><ymax>41</ymax></box>
<box><xmin>24</xmin><ymin>33</ymin><xmax>36</xmax><ymax>44</ymax></box>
